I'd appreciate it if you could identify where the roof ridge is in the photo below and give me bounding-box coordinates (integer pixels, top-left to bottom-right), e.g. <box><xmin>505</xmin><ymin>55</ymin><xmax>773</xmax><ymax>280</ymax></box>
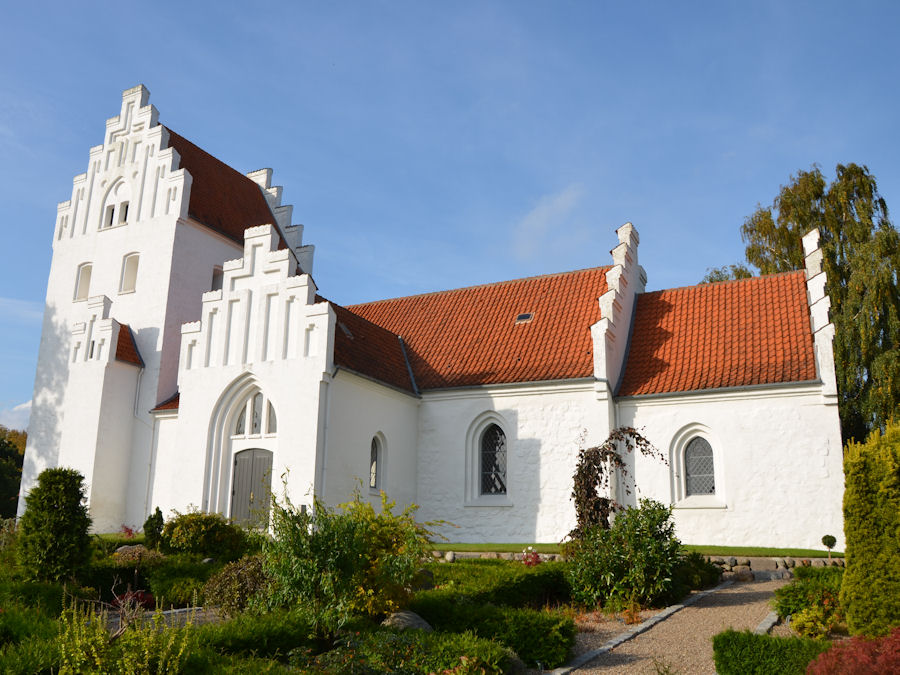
<box><xmin>347</xmin><ymin>265</ymin><xmax>613</xmax><ymax>308</ymax></box>
<box><xmin>646</xmin><ymin>269</ymin><xmax>805</xmax><ymax>296</ymax></box>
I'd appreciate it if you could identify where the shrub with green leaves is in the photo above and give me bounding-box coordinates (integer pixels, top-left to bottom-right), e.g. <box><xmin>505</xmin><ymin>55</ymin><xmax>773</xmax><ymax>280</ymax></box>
<box><xmin>17</xmin><ymin>468</ymin><xmax>91</xmax><ymax>582</ymax></box>
<box><xmin>712</xmin><ymin>629</ymin><xmax>830</xmax><ymax>675</ymax></box>
<box><xmin>143</xmin><ymin>507</ymin><xmax>164</xmax><ymax>551</ymax></box>
<box><xmin>773</xmin><ymin>566</ymin><xmax>843</xmax><ymax>637</ymax></box>
<box><xmin>58</xmin><ymin>602</ymin><xmax>195</xmax><ymax>674</ymax></box>
<box><xmin>409</xmin><ymin>597</ymin><xmax>574</xmax><ymax>668</ymax></box>
<box><xmin>293</xmin><ymin>628</ymin><xmax>513</xmax><ymax>674</ymax></box>
<box><xmin>840</xmin><ymin>421</ymin><xmax>900</xmax><ymax>636</ymax></box>
<box><xmin>195</xmin><ymin>608</ymin><xmax>315</xmax><ymax>658</ymax></box>
<box><xmin>262</xmin><ymin>490</ymin><xmax>433</xmax><ymax>638</ymax></box>
<box><xmin>428</xmin><ymin>558</ymin><xmax>571</xmax><ymax>608</ymax></box>
<box><xmin>202</xmin><ymin>554</ymin><xmax>269</xmax><ymax>617</ymax></box>
<box><xmin>566</xmin><ymin>498</ymin><xmax>682</xmax><ymax>609</ymax></box>
<box><xmin>161</xmin><ymin>510</ymin><xmax>246</xmax><ymax>560</ymax></box>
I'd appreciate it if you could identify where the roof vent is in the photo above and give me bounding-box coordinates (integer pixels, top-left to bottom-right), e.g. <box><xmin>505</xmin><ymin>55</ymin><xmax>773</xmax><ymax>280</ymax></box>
<box><xmin>515</xmin><ymin>312</ymin><xmax>534</xmax><ymax>324</ymax></box>
<box><xmin>339</xmin><ymin>322</ymin><xmax>354</xmax><ymax>339</ymax></box>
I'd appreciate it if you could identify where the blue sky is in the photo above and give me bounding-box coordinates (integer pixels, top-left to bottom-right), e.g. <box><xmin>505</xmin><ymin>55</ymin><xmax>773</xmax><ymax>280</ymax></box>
<box><xmin>1</xmin><ymin>1</ymin><xmax>898</xmax><ymax>429</ymax></box>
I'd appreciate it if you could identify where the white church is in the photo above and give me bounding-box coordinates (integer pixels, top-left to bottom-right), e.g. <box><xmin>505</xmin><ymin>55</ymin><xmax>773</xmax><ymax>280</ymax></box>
<box><xmin>18</xmin><ymin>86</ymin><xmax>845</xmax><ymax>549</ymax></box>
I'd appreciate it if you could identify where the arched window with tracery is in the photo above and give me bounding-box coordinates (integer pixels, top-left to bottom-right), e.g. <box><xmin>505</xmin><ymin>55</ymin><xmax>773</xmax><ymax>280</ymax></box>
<box><xmin>232</xmin><ymin>392</ymin><xmax>277</xmax><ymax>439</ymax></box>
<box><xmin>480</xmin><ymin>423</ymin><xmax>507</xmax><ymax>496</ymax></box>
<box><xmin>684</xmin><ymin>437</ymin><xmax>715</xmax><ymax>496</ymax></box>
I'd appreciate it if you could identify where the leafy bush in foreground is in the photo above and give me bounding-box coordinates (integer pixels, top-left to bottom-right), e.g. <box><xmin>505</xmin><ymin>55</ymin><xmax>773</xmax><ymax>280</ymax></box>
<box><xmin>202</xmin><ymin>554</ymin><xmax>269</xmax><ymax>617</ymax></box>
<box><xmin>712</xmin><ymin>629</ymin><xmax>830</xmax><ymax>675</ymax></box>
<box><xmin>841</xmin><ymin>421</ymin><xmax>900</xmax><ymax>636</ymax></box>
<box><xmin>773</xmin><ymin>566</ymin><xmax>843</xmax><ymax>637</ymax></box>
<box><xmin>410</xmin><ymin>595</ymin><xmax>574</xmax><ymax>668</ymax></box>
<box><xmin>262</xmin><ymin>490</ymin><xmax>433</xmax><ymax>638</ymax></box>
<box><xmin>807</xmin><ymin>626</ymin><xmax>900</xmax><ymax>674</ymax></box>
<box><xmin>161</xmin><ymin>511</ymin><xmax>246</xmax><ymax>561</ymax></box>
<box><xmin>428</xmin><ymin>558</ymin><xmax>571</xmax><ymax>608</ymax></box>
<box><xmin>195</xmin><ymin>609</ymin><xmax>315</xmax><ymax>659</ymax></box>
<box><xmin>567</xmin><ymin>499</ymin><xmax>682</xmax><ymax>610</ymax></box>
<box><xmin>17</xmin><ymin>468</ymin><xmax>91</xmax><ymax>582</ymax></box>
<box><xmin>292</xmin><ymin>629</ymin><xmax>512</xmax><ymax>675</ymax></box>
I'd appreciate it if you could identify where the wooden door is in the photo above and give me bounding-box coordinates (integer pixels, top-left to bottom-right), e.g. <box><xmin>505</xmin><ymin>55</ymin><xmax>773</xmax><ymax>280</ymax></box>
<box><xmin>231</xmin><ymin>448</ymin><xmax>273</xmax><ymax>527</ymax></box>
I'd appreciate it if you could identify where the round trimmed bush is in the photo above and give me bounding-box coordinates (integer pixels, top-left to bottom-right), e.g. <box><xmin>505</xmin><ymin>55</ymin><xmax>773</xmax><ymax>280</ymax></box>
<box><xmin>17</xmin><ymin>468</ymin><xmax>92</xmax><ymax>581</ymax></box>
<box><xmin>161</xmin><ymin>510</ymin><xmax>246</xmax><ymax>560</ymax></box>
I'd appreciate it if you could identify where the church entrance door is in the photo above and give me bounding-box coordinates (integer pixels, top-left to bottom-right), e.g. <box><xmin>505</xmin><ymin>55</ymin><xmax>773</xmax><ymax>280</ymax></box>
<box><xmin>231</xmin><ymin>448</ymin><xmax>273</xmax><ymax>527</ymax></box>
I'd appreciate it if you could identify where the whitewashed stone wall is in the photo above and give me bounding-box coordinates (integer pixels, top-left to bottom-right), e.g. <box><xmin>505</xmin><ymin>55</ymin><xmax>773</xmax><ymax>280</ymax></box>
<box><xmin>415</xmin><ymin>381</ymin><xmax>606</xmax><ymax>543</ymax></box>
<box><xmin>323</xmin><ymin>371</ymin><xmax>419</xmax><ymax>510</ymax></box>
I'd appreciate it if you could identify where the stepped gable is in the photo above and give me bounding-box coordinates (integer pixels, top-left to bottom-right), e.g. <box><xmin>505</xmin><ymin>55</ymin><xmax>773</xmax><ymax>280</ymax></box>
<box><xmin>344</xmin><ymin>266</ymin><xmax>610</xmax><ymax>390</ymax></box>
<box><xmin>617</xmin><ymin>271</ymin><xmax>817</xmax><ymax>396</ymax></box>
<box><xmin>164</xmin><ymin>128</ymin><xmax>287</xmax><ymax>249</ymax></box>
<box><xmin>114</xmin><ymin>324</ymin><xmax>144</xmax><ymax>367</ymax></box>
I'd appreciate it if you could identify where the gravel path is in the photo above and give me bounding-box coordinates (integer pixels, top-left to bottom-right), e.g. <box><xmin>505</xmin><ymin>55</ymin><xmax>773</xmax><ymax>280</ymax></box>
<box><xmin>572</xmin><ymin>579</ymin><xmax>786</xmax><ymax>674</ymax></box>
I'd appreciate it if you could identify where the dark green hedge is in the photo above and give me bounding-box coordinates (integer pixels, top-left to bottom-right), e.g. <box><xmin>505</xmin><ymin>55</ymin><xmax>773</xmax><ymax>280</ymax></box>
<box><xmin>712</xmin><ymin>629</ymin><xmax>830</xmax><ymax>675</ymax></box>
<box><xmin>841</xmin><ymin>422</ymin><xmax>900</xmax><ymax>636</ymax></box>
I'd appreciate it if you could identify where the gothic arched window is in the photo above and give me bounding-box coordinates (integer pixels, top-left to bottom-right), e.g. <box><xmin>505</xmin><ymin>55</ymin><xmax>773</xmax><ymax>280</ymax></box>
<box><xmin>232</xmin><ymin>392</ymin><xmax>277</xmax><ymax>438</ymax></box>
<box><xmin>684</xmin><ymin>437</ymin><xmax>715</xmax><ymax>496</ymax></box>
<box><xmin>480</xmin><ymin>424</ymin><xmax>507</xmax><ymax>496</ymax></box>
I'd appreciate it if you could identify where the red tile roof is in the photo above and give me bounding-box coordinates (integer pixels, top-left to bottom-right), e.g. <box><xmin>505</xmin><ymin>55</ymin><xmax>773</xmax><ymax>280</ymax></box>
<box><xmin>344</xmin><ymin>267</ymin><xmax>610</xmax><ymax>390</ymax></box>
<box><xmin>164</xmin><ymin>128</ymin><xmax>288</xmax><ymax>250</ymax></box>
<box><xmin>115</xmin><ymin>324</ymin><xmax>144</xmax><ymax>367</ymax></box>
<box><xmin>330</xmin><ymin>300</ymin><xmax>416</xmax><ymax>392</ymax></box>
<box><xmin>151</xmin><ymin>393</ymin><xmax>180</xmax><ymax>412</ymax></box>
<box><xmin>617</xmin><ymin>271</ymin><xmax>817</xmax><ymax>396</ymax></box>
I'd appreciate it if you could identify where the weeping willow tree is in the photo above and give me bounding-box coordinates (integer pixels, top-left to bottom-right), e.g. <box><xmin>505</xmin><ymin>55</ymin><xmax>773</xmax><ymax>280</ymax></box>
<box><xmin>740</xmin><ymin>164</ymin><xmax>900</xmax><ymax>442</ymax></box>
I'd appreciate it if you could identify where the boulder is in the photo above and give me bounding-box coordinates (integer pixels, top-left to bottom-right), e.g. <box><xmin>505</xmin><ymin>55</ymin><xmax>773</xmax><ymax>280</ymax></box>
<box><xmin>785</xmin><ymin>558</ymin><xmax>796</xmax><ymax>568</ymax></box>
<box><xmin>382</xmin><ymin>610</ymin><xmax>433</xmax><ymax>632</ymax></box>
<box><xmin>732</xmin><ymin>565</ymin><xmax>754</xmax><ymax>581</ymax></box>
<box><xmin>738</xmin><ymin>558</ymin><xmax>751</xmax><ymax>567</ymax></box>
<box><xmin>812</xmin><ymin>559</ymin><xmax>826</xmax><ymax>567</ymax></box>
<box><xmin>411</xmin><ymin>568</ymin><xmax>435</xmax><ymax>591</ymax></box>
<box><xmin>480</xmin><ymin>552</ymin><xmax>501</xmax><ymax>560</ymax></box>
<box><xmin>727</xmin><ymin>556</ymin><xmax>738</xmax><ymax>568</ymax></box>
<box><xmin>444</xmin><ymin>551</ymin><xmax>456</xmax><ymax>563</ymax></box>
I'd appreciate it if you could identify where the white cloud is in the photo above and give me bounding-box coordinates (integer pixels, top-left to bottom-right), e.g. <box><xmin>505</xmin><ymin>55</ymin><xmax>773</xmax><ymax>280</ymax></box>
<box><xmin>512</xmin><ymin>184</ymin><xmax>584</xmax><ymax>261</ymax></box>
<box><xmin>0</xmin><ymin>400</ymin><xmax>31</xmax><ymax>431</ymax></box>
<box><xmin>0</xmin><ymin>298</ymin><xmax>43</xmax><ymax>323</ymax></box>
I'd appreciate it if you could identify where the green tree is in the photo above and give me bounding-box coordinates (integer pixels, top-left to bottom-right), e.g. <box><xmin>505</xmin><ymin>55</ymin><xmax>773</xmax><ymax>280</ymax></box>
<box><xmin>700</xmin><ymin>263</ymin><xmax>753</xmax><ymax>284</ymax></box>
<box><xmin>0</xmin><ymin>427</ymin><xmax>25</xmax><ymax>518</ymax></box>
<box><xmin>740</xmin><ymin>164</ymin><xmax>900</xmax><ymax>442</ymax></box>
<box><xmin>17</xmin><ymin>467</ymin><xmax>92</xmax><ymax>581</ymax></box>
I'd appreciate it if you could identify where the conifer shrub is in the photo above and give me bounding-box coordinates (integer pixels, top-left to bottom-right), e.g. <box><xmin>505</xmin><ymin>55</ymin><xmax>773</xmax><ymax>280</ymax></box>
<box><xmin>143</xmin><ymin>506</ymin><xmax>164</xmax><ymax>550</ymax></box>
<box><xmin>17</xmin><ymin>468</ymin><xmax>91</xmax><ymax>582</ymax></box>
<box><xmin>840</xmin><ymin>422</ymin><xmax>900</xmax><ymax>636</ymax></box>
<box><xmin>161</xmin><ymin>510</ymin><xmax>246</xmax><ymax>560</ymax></box>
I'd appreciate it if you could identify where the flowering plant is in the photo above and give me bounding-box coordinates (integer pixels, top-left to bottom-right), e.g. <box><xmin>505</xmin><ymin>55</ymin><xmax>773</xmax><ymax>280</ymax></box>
<box><xmin>522</xmin><ymin>546</ymin><xmax>541</xmax><ymax>567</ymax></box>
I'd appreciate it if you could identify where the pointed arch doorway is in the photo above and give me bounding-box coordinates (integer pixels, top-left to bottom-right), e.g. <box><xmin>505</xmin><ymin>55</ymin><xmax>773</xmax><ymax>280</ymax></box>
<box><xmin>231</xmin><ymin>448</ymin><xmax>273</xmax><ymax>527</ymax></box>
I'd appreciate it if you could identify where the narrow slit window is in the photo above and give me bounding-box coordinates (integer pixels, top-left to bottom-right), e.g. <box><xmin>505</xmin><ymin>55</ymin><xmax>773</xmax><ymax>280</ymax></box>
<box><xmin>251</xmin><ymin>393</ymin><xmax>263</xmax><ymax>435</ymax></box>
<box><xmin>119</xmin><ymin>253</ymin><xmax>139</xmax><ymax>293</ymax></box>
<box><xmin>369</xmin><ymin>437</ymin><xmax>380</xmax><ymax>489</ymax></box>
<box><xmin>211</xmin><ymin>267</ymin><xmax>224</xmax><ymax>291</ymax></box>
<box><xmin>104</xmin><ymin>205</ymin><xmax>115</xmax><ymax>228</ymax></box>
<box><xmin>235</xmin><ymin>406</ymin><xmax>246</xmax><ymax>436</ymax></box>
<box><xmin>118</xmin><ymin>201</ymin><xmax>129</xmax><ymax>224</ymax></box>
<box><xmin>266</xmin><ymin>401</ymin><xmax>277</xmax><ymax>434</ymax></box>
<box><xmin>74</xmin><ymin>263</ymin><xmax>92</xmax><ymax>301</ymax></box>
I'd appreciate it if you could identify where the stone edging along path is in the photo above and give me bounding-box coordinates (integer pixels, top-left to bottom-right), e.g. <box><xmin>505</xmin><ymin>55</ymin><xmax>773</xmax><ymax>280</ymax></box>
<box><xmin>548</xmin><ymin>581</ymin><xmax>735</xmax><ymax>675</ymax></box>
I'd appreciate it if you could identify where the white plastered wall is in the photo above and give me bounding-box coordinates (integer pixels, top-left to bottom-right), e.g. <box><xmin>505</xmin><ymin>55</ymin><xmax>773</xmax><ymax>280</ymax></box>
<box><xmin>616</xmin><ymin>384</ymin><xmax>845</xmax><ymax>550</ymax></box>
<box><xmin>415</xmin><ymin>381</ymin><xmax>606</xmax><ymax>543</ymax></box>
<box><xmin>322</xmin><ymin>371</ymin><xmax>419</xmax><ymax>510</ymax></box>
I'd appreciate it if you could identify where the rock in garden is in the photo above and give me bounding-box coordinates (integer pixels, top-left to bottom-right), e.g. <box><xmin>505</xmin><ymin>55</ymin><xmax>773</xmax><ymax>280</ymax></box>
<box><xmin>732</xmin><ymin>565</ymin><xmax>754</xmax><ymax>581</ymax></box>
<box><xmin>382</xmin><ymin>610</ymin><xmax>433</xmax><ymax>632</ymax></box>
<box><xmin>411</xmin><ymin>568</ymin><xmax>435</xmax><ymax>591</ymax></box>
<box><xmin>480</xmin><ymin>552</ymin><xmax>501</xmax><ymax>559</ymax></box>
<box><xmin>444</xmin><ymin>551</ymin><xmax>455</xmax><ymax>563</ymax></box>
<box><xmin>202</xmin><ymin>557</ymin><xmax>216</xmax><ymax>564</ymax></box>
<box><xmin>738</xmin><ymin>558</ymin><xmax>751</xmax><ymax>567</ymax></box>
<box><xmin>836</xmin><ymin>558</ymin><xmax>845</xmax><ymax>567</ymax></box>
<box><xmin>785</xmin><ymin>558</ymin><xmax>795</xmax><ymax>568</ymax></box>
<box><xmin>727</xmin><ymin>556</ymin><xmax>737</xmax><ymax>567</ymax></box>
<box><xmin>712</xmin><ymin>557</ymin><xmax>726</xmax><ymax>566</ymax></box>
<box><xmin>813</xmin><ymin>559</ymin><xmax>826</xmax><ymax>567</ymax></box>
